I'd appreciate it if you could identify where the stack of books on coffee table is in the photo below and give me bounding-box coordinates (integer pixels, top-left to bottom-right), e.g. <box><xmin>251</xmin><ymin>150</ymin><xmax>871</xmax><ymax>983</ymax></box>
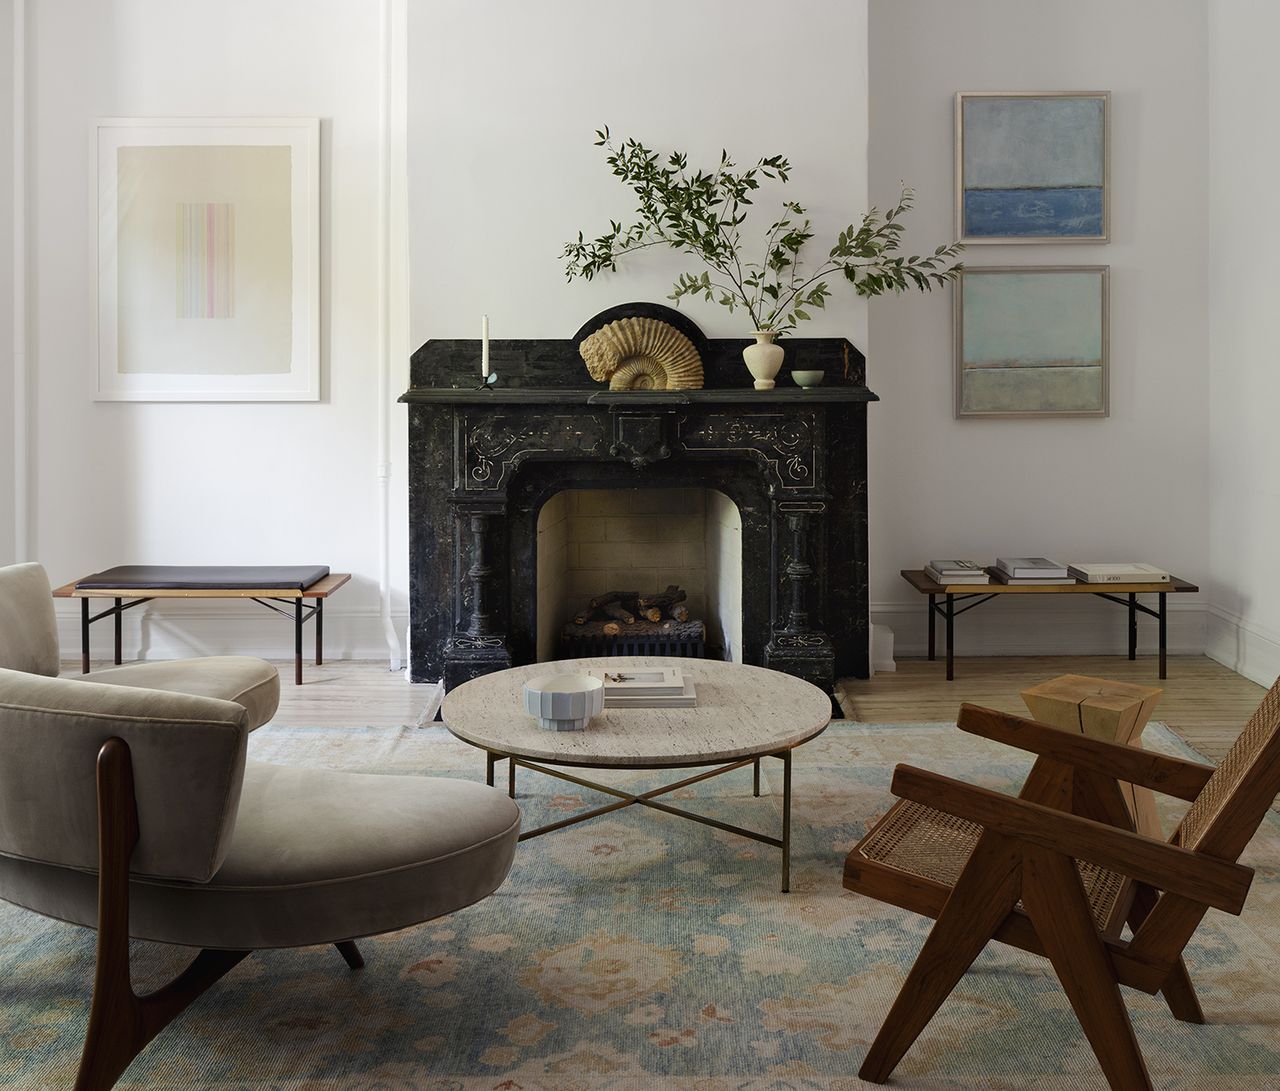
<box><xmin>924</xmin><ymin>560</ymin><xmax>990</xmax><ymax>585</ymax></box>
<box><xmin>590</xmin><ymin>667</ymin><xmax>697</xmax><ymax>708</ymax></box>
<box><xmin>990</xmin><ymin>558</ymin><xmax>1076</xmax><ymax>585</ymax></box>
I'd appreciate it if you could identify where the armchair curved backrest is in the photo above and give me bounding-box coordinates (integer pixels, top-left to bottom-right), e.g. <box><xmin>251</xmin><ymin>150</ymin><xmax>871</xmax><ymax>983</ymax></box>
<box><xmin>0</xmin><ymin>562</ymin><xmax>60</xmax><ymax>676</ymax></box>
<box><xmin>0</xmin><ymin>668</ymin><xmax>249</xmax><ymax>883</ymax></box>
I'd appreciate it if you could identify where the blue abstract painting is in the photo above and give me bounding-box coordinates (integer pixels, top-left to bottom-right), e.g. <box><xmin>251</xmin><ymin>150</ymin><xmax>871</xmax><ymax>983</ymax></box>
<box><xmin>960</xmin><ymin>95</ymin><xmax>1107</xmax><ymax>240</ymax></box>
<box><xmin>957</xmin><ymin>268</ymin><xmax>1108</xmax><ymax>417</ymax></box>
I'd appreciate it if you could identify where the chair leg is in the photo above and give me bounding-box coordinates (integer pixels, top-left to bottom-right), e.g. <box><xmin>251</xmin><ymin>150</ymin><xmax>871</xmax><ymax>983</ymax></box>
<box><xmin>335</xmin><ymin>941</ymin><xmax>365</xmax><ymax>970</ymax></box>
<box><xmin>1021</xmin><ymin>846</ymin><xmax>1153</xmax><ymax>1091</ymax></box>
<box><xmin>859</xmin><ymin>834</ymin><xmax>1022</xmax><ymax>1083</ymax></box>
<box><xmin>76</xmin><ymin>740</ymin><xmax>249</xmax><ymax>1091</ymax></box>
<box><xmin>1126</xmin><ymin>882</ymin><xmax>1205</xmax><ymax>1023</ymax></box>
<box><xmin>1158</xmin><ymin>958</ymin><xmax>1206</xmax><ymax>1024</ymax></box>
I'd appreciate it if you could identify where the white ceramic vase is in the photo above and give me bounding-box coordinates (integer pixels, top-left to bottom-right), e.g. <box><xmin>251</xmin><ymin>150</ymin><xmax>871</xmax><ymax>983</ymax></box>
<box><xmin>743</xmin><ymin>330</ymin><xmax>784</xmax><ymax>390</ymax></box>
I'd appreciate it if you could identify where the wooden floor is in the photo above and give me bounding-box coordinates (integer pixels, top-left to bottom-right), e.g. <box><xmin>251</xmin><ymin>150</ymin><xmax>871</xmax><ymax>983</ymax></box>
<box><xmin>76</xmin><ymin>653</ymin><xmax>1266</xmax><ymax>763</ymax></box>
<box><xmin>842</xmin><ymin>655</ymin><xmax>1266</xmax><ymax>763</ymax></box>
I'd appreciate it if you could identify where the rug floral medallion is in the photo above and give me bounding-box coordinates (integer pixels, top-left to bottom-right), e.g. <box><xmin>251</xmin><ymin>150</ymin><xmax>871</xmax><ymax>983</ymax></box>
<box><xmin>2</xmin><ymin>720</ymin><xmax>1279</xmax><ymax>1089</ymax></box>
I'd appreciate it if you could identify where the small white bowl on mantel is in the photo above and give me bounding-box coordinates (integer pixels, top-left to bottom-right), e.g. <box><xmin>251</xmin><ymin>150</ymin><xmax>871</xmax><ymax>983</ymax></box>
<box><xmin>522</xmin><ymin>673</ymin><xmax>605</xmax><ymax>731</ymax></box>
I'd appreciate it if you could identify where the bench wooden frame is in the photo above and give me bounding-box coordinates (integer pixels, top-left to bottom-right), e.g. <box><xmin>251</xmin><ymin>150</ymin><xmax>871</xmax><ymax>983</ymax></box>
<box><xmin>52</xmin><ymin>574</ymin><xmax>351</xmax><ymax>685</ymax></box>
<box><xmin>900</xmin><ymin>570</ymin><xmax>1199</xmax><ymax>680</ymax></box>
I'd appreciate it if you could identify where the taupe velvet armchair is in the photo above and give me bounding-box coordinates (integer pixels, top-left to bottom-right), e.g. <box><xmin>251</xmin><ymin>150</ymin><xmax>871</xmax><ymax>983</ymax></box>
<box><xmin>0</xmin><ymin>563</ymin><xmax>522</xmax><ymax>1089</ymax></box>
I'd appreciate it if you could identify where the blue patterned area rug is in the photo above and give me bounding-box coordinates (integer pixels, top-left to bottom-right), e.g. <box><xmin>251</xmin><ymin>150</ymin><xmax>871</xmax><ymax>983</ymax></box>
<box><xmin>2</xmin><ymin>722</ymin><xmax>1279</xmax><ymax>1089</ymax></box>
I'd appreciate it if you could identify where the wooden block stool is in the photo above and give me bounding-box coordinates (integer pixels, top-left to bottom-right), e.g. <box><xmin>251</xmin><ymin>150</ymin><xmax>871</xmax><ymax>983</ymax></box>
<box><xmin>1021</xmin><ymin>673</ymin><xmax>1164</xmax><ymax>839</ymax></box>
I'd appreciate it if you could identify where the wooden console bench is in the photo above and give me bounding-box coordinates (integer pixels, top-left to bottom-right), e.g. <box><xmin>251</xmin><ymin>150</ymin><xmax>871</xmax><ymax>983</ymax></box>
<box><xmin>900</xmin><ymin>569</ymin><xmax>1199</xmax><ymax>681</ymax></box>
<box><xmin>53</xmin><ymin>566</ymin><xmax>351</xmax><ymax>685</ymax></box>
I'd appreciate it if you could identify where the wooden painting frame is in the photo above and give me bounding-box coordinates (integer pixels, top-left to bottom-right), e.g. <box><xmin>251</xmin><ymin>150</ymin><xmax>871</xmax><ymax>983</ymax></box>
<box><xmin>955</xmin><ymin>91</ymin><xmax>1110</xmax><ymax>244</ymax></box>
<box><xmin>955</xmin><ymin>265</ymin><xmax>1110</xmax><ymax>419</ymax></box>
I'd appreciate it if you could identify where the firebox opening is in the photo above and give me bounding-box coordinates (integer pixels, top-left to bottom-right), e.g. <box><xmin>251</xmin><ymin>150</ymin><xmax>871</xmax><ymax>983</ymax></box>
<box><xmin>535</xmin><ymin>488</ymin><xmax>744</xmax><ymax>663</ymax></box>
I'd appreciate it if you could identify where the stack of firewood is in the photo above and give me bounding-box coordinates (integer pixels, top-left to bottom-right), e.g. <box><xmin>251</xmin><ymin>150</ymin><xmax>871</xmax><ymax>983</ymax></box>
<box><xmin>572</xmin><ymin>585</ymin><xmax>693</xmax><ymax>637</ymax></box>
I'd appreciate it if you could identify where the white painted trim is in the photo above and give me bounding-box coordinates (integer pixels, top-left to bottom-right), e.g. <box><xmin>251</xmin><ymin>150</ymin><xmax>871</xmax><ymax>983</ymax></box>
<box><xmin>871</xmin><ymin>597</ymin><xmax>1207</xmax><ymax>658</ymax></box>
<box><xmin>1205</xmin><ymin>604</ymin><xmax>1280</xmax><ymax>688</ymax></box>
<box><xmin>375</xmin><ymin>0</ymin><xmax>407</xmax><ymax>671</ymax></box>
<box><xmin>12</xmin><ymin>0</ymin><xmax>27</xmax><ymax>562</ymax></box>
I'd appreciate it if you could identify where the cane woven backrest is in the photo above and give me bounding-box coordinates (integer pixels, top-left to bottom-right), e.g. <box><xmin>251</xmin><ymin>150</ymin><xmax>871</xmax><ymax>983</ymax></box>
<box><xmin>1178</xmin><ymin>676</ymin><xmax>1280</xmax><ymax>855</ymax></box>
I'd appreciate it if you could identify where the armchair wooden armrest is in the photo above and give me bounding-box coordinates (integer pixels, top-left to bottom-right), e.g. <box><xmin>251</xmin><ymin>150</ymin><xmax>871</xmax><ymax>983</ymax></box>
<box><xmin>957</xmin><ymin>703</ymin><xmax>1216</xmax><ymax>802</ymax></box>
<box><xmin>890</xmin><ymin>765</ymin><xmax>1253</xmax><ymax>914</ymax></box>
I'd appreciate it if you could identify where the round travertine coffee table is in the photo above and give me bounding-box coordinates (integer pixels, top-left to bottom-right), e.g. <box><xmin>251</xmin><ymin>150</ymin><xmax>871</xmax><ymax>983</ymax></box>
<box><xmin>442</xmin><ymin>657</ymin><xmax>832</xmax><ymax>892</ymax></box>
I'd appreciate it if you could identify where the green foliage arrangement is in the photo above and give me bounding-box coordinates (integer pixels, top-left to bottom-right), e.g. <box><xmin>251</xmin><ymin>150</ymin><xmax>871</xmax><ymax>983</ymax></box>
<box><xmin>563</xmin><ymin>128</ymin><xmax>963</xmax><ymax>335</ymax></box>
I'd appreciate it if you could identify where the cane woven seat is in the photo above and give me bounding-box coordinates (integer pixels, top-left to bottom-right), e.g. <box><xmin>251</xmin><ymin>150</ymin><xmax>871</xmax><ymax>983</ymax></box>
<box><xmin>857</xmin><ymin>799</ymin><xmax>1128</xmax><ymax>927</ymax></box>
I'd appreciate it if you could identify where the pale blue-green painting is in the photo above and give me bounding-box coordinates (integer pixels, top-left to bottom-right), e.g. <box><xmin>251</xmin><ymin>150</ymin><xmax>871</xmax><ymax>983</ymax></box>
<box><xmin>961</xmin><ymin>95</ymin><xmax>1107</xmax><ymax>239</ymax></box>
<box><xmin>959</xmin><ymin>269</ymin><xmax>1107</xmax><ymax>416</ymax></box>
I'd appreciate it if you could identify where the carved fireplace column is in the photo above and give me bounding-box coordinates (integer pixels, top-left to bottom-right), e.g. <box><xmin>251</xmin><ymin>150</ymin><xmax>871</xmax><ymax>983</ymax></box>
<box><xmin>444</xmin><ymin>499</ymin><xmax>512</xmax><ymax>689</ymax></box>
<box><xmin>765</xmin><ymin>499</ymin><xmax>836</xmax><ymax>700</ymax></box>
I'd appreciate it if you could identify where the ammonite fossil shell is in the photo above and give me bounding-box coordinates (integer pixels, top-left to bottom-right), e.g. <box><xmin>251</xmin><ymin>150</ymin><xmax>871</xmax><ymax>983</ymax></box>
<box><xmin>579</xmin><ymin>317</ymin><xmax>704</xmax><ymax>391</ymax></box>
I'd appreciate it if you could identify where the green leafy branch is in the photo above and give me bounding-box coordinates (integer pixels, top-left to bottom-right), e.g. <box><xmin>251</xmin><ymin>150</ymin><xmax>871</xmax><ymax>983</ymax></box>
<box><xmin>562</xmin><ymin>128</ymin><xmax>963</xmax><ymax>335</ymax></box>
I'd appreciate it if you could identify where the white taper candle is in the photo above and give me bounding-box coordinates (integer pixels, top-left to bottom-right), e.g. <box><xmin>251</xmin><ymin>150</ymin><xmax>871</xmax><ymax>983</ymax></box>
<box><xmin>481</xmin><ymin>314</ymin><xmax>491</xmax><ymax>377</ymax></box>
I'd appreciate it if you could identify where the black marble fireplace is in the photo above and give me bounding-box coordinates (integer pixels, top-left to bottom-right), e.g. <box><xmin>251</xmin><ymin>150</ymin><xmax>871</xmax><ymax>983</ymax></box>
<box><xmin>400</xmin><ymin>304</ymin><xmax>876</xmax><ymax>706</ymax></box>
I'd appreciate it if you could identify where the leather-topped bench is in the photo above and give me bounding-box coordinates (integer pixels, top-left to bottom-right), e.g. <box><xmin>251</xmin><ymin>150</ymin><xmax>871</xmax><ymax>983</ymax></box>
<box><xmin>53</xmin><ymin>566</ymin><xmax>351</xmax><ymax>684</ymax></box>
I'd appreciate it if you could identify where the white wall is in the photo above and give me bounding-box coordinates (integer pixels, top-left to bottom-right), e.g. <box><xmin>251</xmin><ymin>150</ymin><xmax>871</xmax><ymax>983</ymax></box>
<box><xmin>1</xmin><ymin>2</ymin><xmax>15</xmax><ymax>566</ymax></box>
<box><xmin>1205</xmin><ymin>0</ymin><xmax>1280</xmax><ymax>686</ymax></box>
<box><xmin>408</xmin><ymin>0</ymin><xmax>869</xmax><ymax>347</ymax></box>
<box><xmin>23</xmin><ymin>0</ymin><xmax>406</xmax><ymax>661</ymax></box>
<box><xmin>868</xmin><ymin>0</ymin><xmax>1211</xmax><ymax>657</ymax></box>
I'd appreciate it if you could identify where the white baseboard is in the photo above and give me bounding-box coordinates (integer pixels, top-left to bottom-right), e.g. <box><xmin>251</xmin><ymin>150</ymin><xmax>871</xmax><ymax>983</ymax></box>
<box><xmin>872</xmin><ymin>597</ymin><xmax>1206</xmax><ymax>659</ymax></box>
<box><xmin>54</xmin><ymin>603</ymin><xmax>408</xmax><ymax>664</ymax></box>
<box><xmin>1205</xmin><ymin>606</ymin><xmax>1280</xmax><ymax>688</ymax></box>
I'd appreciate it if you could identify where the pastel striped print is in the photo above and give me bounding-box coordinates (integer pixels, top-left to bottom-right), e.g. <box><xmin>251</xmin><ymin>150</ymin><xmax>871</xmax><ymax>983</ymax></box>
<box><xmin>176</xmin><ymin>202</ymin><xmax>235</xmax><ymax>319</ymax></box>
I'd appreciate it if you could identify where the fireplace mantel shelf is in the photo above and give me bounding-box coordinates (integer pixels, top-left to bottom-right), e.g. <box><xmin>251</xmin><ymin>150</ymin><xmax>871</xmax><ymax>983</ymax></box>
<box><xmin>399</xmin><ymin>386</ymin><xmax>878</xmax><ymax>406</ymax></box>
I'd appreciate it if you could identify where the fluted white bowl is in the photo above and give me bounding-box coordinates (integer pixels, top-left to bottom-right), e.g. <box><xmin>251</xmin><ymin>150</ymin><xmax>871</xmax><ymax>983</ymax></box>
<box><xmin>522</xmin><ymin>673</ymin><xmax>604</xmax><ymax>731</ymax></box>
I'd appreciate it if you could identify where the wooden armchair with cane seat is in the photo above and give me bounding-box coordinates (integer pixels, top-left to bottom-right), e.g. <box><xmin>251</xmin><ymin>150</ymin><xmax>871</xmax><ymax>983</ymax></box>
<box><xmin>844</xmin><ymin>681</ymin><xmax>1280</xmax><ymax>1090</ymax></box>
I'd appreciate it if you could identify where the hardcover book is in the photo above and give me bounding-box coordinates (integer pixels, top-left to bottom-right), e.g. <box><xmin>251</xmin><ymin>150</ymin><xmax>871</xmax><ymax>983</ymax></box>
<box><xmin>989</xmin><ymin>568</ymin><xmax>1077</xmax><ymax>585</ymax></box>
<box><xmin>1067</xmin><ymin>562</ymin><xmax>1171</xmax><ymax>584</ymax></box>
<box><xmin>924</xmin><ymin>565</ymin><xmax>990</xmax><ymax>585</ymax></box>
<box><xmin>995</xmin><ymin>556</ymin><xmax>1070</xmax><ymax>579</ymax></box>
<box><xmin>927</xmin><ymin>559</ymin><xmax>985</xmax><ymax>573</ymax></box>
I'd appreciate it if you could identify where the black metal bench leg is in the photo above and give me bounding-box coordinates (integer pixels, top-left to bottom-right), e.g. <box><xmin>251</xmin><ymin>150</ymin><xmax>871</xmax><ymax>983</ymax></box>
<box><xmin>113</xmin><ymin>598</ymin><xmax>123</xmax><ymax>665</ymax></box>
<box><xmin>927</xmin><ymin>593</ymin><xmax>935</xmax><ymax>661</ymax></box>
<box><xmin>316</xmin><ymin>598</ymin><xmax>323</xmax><ymax>666</ymax></box>
<box><xmin>294</xmin><ymin>598</ymin><xmax>303</xmax><ymax>685</ymax></box>
<box><xmin>1159</xmin><ymin>591</ymin><xmax>1167</xmax><ymax>679</ymax></box>
<box><xmin>1128</xmin><ymin>593</ymin><xmax>1137</xmax><ymax>660</ymax></box>
<box><xmin>945</xmin><ymin>594</ymin><xmax>955</xmax><ymax>681</ymax></box>
<box><xmin>81</xmin><ymin>598</ymin><xmax>91</xmax><ymax>674</ymax></box>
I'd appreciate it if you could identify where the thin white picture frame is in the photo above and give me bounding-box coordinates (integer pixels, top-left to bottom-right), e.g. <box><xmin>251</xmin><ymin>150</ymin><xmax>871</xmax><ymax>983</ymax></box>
<box><xmin>93</xmin><ymin>117</ymin><xmax>320</xmax><ymax>401</ymax></box>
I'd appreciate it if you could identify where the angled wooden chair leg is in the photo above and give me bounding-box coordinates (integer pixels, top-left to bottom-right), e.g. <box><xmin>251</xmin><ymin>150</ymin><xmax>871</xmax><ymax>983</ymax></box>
<box><xmin>75</xmin><ymin>740</ymin><xmax>249</xmax><ymax>1091</ymax></box>
<box><xmin>1126</xmin><ymin>881</ymin><xmax>1205</xmax><ymax>1023</ymax></box>
<box><xmin>859</xmin><ymin>834</ymin><xmax>1022</xmax><ymax>1084</ymax></box>
<box><xmin>335</xmin><ymin>940</ymin><xmax>365</xmax><ymax>969</ymax></box>
<box><xmin>1021</xmin><ymin>846</ymin><xmax>1153</xmax><ymax>1091</ymax></box>
<box><xmin>1158</xmin><ymin>957</ymin><xmax>1206</xmax><ymax>1024</ymax></box>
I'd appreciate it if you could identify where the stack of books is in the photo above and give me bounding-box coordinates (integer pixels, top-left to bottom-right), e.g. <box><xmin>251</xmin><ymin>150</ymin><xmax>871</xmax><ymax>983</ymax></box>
<box><xmin>1067</xmin><ymin>562</ymin><xmax>1171</xmax><ymax>584</ymax></box>
<box><xmin>924</xmin><ymin>560</ymin><xmax>990</xmax><ymax>585</ymax></box>
<box><xmin>591</xmin><ymin>667</ymin><xmax>697</xmax><ymax>708</ymax></box>
<box><xmin>991</xmin><ymin>557</ymin><xmax>1076</xmax><ymax>585</ymax></box>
